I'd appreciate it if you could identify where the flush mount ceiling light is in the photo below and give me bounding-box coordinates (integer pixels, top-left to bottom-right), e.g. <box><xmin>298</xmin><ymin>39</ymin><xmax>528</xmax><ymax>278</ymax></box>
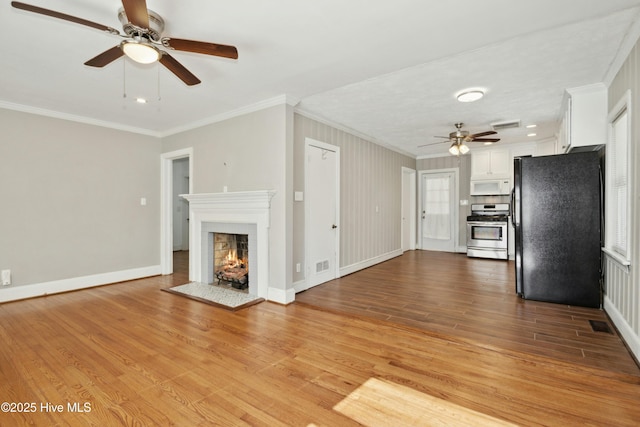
<box><xmin>121</xmin><ymin>40</ymin><xmax>160</xmax><ymax>64</ymax></box>
<box><xmin>456</xmin><ymin>90</ymin><xmax>484</xmax><ymax>103</ymax></box>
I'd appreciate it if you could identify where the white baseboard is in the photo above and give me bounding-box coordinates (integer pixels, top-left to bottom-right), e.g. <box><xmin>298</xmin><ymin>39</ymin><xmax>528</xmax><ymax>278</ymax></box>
<box><xmin>339</xmin><ymin>249</ymin><xmax>403</xmax><ymax>277</ymax></box>
<box><xmin>292</xmin><ymin>279</ymin><xmax>307</xmax><ymax>294</ymax></box>
<box><xmin>0</xmin><ymin>265</ymin><xmax>161</xmax><ymax>303</ymax></box>
<box><xmin>268</xmin><ymin>286</ymin><xmax>296</xmax><ymax>305</ymax></box>
<box><xmin>604</xmin><ymin>295</ymin><xmax>640</xmax><ymax>363</ymax></box>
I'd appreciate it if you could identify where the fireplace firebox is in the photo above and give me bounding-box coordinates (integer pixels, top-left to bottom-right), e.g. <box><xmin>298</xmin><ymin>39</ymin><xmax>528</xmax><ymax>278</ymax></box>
<box><xmin>214</xmin><ymin>233</ymin><xmax>249</xmax><ymax>289</ymax></box>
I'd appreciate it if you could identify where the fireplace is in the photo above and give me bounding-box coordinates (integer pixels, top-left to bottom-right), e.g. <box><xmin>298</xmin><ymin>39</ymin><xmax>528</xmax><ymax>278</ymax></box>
<box><xmin>213</xmin><ymin>233</ymin><xmax>249</xmax><ymax>289</ymax></box>
<box><xmin>181</xmin><ymin>191</ymin><xmax>275</xmax><ymax>300</ymax></box>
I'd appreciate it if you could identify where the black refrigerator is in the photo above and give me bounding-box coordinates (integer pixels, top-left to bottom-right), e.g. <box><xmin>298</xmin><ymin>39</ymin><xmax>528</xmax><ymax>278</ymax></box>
<box><xmin>512</xmin><ymin>150</ymin><xmax>603</xmax><ymax>308</ymax></box>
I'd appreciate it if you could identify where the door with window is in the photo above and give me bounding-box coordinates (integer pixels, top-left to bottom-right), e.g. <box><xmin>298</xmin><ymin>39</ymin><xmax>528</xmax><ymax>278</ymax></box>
<box><xmin>420</xmin><ymin>171</ymin><xmax>457</xmax><ymax>252</ymax></box>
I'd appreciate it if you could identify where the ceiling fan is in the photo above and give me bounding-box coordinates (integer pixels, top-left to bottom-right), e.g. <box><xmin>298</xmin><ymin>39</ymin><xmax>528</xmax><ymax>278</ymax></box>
<box><xmin>419</xmin><ymin>122</ymin><xmax>500</xmax><ymax>155</ymax></box>
<box><xmin>11</xmin><ymin>1</ymin><xmax>239</xmax><ymax>86</ymax></box>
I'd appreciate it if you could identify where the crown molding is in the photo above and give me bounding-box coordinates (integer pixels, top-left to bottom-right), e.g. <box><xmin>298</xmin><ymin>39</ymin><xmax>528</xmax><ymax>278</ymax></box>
<box><xmin>0</xmin><ymin>101</ymin><xmax>160</xmax><ymax>137</ymax></box>
<box><xmin>159</xmin><ymin>94</ymin><xmax>297</xmax><ymax>137</ymax></box>
<box><xmin>294</xmin><ymin>107</ymin><xmax>416</xmax><ymax>159</ymax></box>
<box><xmin>603</xmin><ymin>8</ymin><xmax>640</xmax><ymax>86</ymax></box>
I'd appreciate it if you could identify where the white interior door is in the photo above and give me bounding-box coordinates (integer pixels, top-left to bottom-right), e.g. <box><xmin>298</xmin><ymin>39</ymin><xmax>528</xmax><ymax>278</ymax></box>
<box><xmin>305</xmin><ymin>140</ymin><xmax>340</xmax><ymax>290</ymax></box>
<box><xmin>420</xmin><ymin>171</ymin><xmax>456</xmax><ymax>252</ymax></box>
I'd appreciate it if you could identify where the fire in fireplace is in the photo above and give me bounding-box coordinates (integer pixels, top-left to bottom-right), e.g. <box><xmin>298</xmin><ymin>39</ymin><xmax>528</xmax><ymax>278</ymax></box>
<box><xmin>214</xmin><ymin>233</ymin><xmax>249</xmax><ymax>290</ymax></box>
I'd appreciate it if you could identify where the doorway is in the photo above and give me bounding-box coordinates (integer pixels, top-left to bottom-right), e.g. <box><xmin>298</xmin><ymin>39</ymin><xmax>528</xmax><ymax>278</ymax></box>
<box><xmin>303</xmin><ymin>138</ymin><xmax>340</xmax><ymax>291</ymax></box>
<box><xmin>418</xmin><ymin>169</ymin><xmax>458</xmax><ymax>252</ymax></box>
<box><xmin>401</xmin><ymin>167</ymin><xmax>416</xmax><ymax>252</ymax></box>
<box><xmin>161</xmin><ymin>148</ymin><xmax>193</xmax><ymax>275</ymax></box>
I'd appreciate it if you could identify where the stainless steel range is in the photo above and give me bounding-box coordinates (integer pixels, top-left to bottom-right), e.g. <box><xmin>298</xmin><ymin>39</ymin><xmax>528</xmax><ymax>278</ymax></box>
<box><xmin>467</xmin><ymin>203</ymin><xmax>509</xmax><ymax>260</ymax></box>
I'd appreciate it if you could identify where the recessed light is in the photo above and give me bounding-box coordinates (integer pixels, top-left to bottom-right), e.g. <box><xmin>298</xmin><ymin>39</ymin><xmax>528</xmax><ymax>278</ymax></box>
<box><xmin>527</xmin><ymin>133</ymin><xmax>537</xmax><ymax>137</ymax></box>
<box><xmin>526</xmin><ymin>124</ymin><xmax>537</xmax><ymax>129</ymax></box>
<box><xmin>136</xmin><ymin>97</ymin><xmax>147</xmax><ymax>104</ymax></box>
<box><xmin>456</xmin><ymin>89</ymin><xmax>484</xmax><ymax>103</ymax></box>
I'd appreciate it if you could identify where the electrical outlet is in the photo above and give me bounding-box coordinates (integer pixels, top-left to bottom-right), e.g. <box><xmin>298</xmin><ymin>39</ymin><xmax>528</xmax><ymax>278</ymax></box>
<box><xmin>1</xmin><ymin>270</ymin><xmax>11</xmax><ymax>286</ymax></box>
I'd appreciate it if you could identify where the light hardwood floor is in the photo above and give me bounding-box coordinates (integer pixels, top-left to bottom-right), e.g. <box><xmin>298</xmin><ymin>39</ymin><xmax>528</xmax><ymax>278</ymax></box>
<box><xmin>0</xmin><ymin>250</ymin><xmax>638</xmax><ymax>426</ymax></box>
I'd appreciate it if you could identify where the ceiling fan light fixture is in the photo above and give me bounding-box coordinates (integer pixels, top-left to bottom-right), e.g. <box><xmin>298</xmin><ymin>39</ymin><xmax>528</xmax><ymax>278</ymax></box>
<box><xmin>449</xmin><ymin>143</ymin><xmax>460</xmax><ymax>156</ymax></box>
<box><xmin>459</xmin><ymin>143</ymin><xmax>470</xmax><ymax>154</ymax></box>
<box><xmin>456</xmin><ymin>90</ymin><xmax>484</xmax><ymax>103</ymax></box>
<box><xmin>122</xmin><ymin>40</ymin><xmax>160</xmax><ymax>64</ymax></box>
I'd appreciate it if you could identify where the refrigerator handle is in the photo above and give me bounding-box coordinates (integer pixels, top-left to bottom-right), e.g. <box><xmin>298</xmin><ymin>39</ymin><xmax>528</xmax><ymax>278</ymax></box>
<box><xmin>510</xmin><ymin>188</ymin><xmax>516</xmax><ymax>227</ymax></box>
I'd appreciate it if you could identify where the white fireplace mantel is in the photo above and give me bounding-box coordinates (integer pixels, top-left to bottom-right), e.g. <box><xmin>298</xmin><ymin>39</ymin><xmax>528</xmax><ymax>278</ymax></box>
<box><xmin>180</xmin><ymin>190</ymin><xmax>276</xmax><ymax>300</ymax></box>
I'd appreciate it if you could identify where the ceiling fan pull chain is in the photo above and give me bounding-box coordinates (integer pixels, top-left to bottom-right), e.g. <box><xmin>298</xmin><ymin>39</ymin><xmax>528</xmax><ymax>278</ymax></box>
<box><xmin>157</xmin><ymin>62</ymin><xmax>162</xmax><ymax>101</ymax></box>
<box><xmin>122</xmin><ymin>59</ymin><xmax>127</xmax><ymax>99</ymax></box>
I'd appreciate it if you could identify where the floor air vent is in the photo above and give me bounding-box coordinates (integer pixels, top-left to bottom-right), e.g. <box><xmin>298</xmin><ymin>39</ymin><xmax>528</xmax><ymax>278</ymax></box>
<box><xmin>589</xmin><ymin>320</ymin><xmax>613</xmax><ymax>334</ymax></box>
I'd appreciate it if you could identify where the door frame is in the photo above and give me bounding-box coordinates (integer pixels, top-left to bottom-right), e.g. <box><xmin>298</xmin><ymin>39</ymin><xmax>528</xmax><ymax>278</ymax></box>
<box><xmin>417</xmin><ymin>168</ymin><xmax>459</xmax><ymax>251</ymax></box>
<box><xmin>160</xmin><ymin>148</ymin><xmax>193</xmax><ymax>275</ymax></box>
<box><xmin>304</xmin><ymin>138</ymin><xmax>340</xmax><ymax>290</ymax></box>
<box><xmin>401</xmin><ymin>167</ymin><xmax>417</xmax><ymax>251</ymax></box>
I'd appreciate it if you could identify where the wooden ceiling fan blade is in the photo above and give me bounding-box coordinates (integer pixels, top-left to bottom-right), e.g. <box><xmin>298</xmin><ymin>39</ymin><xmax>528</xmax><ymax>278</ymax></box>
<box><xmin>121</xmin><ymin>0</ymin><xmax>149</xmax><ymax>28</ymax></box>
<box><xmin>159</xmin><ymin>53</ymin><xmax>201</xmax><ymax>86</ymax></box>
<box><xmin>84</xmin><ymin>46</ymin><xmax>124</xmax><ymax>67</ymax></box>
<box><xmin>471</xmin><ymin>138</ymin><xmax>501</xmax><ymax>143</ymax></box>
<box><xmin>469</xmin><ymin>130</ymin><xmax>497</xmax><ymax>138</ymax></box>
<box><xmin>418</xmin><ymin>141</ymin><xmax>447</xmax><ymax>148</ymax></box>
<box><xmin>162</xmin><ymin>38</ymin><xmax>238</xmax><ymax>59</ymax></box>
<box><xmin>11</xmin><ymin>1</ymin><xmax>119</xmax><ymax>33</ymax></box>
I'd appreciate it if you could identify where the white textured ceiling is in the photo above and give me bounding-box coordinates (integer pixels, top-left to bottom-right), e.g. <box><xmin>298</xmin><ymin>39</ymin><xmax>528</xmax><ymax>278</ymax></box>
<box><xmin>2</xmin><ymin>1</ymin><xmax>640</xmax><ymax>157</ymax></box>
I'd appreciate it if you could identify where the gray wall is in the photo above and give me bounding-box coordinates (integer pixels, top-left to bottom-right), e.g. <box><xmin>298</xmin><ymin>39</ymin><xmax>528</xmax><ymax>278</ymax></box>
<box><xmin>293</xmin><ymin>114</ymin><xmax>416</xmax><ymax>283</ymax></box>
<box><xmin>0</xmin><ymin>108</ymin><xmax>161</xmax><ymax>287</ymax></box>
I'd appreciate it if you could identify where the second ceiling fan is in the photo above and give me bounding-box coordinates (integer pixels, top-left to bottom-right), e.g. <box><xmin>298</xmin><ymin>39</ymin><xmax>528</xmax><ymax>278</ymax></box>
<box><xmin>11</xmin><ymin>0</ymin><xmax>239</xmax><ymax>86</ymax></box>
<box><xmin>420</xmin><ymin>123</ymin><xmax>500</xmax><ymax>155</ymax></box>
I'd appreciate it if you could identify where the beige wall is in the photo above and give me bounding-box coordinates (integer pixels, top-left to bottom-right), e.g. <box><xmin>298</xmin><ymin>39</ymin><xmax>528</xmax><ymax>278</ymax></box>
<box><xmin>0</xmin><ymin>108</ymin><xmax>161</xmax><ymax>288</ymax></box>
<box><xmin>162</xmin><ymin>104</ymin><xmax>294</xmax><ymax>299</ymax></box>
<box><xmin>293</xmin><ymin>114</ymin><xmax>416</xmax><ymax>283</ymax></box>
<box><xmin>606</xmin><ymin>36</ymin><xmax>640</xmax><ymax>360</ymax></box>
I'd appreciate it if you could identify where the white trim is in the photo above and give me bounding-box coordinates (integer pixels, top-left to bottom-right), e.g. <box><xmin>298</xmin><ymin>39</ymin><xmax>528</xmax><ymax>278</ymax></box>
<box><xmin>0</xmin><ymin>266</ymin><xmax>161</xmax><ymax>303</ymax></box>
<box><xmin>268</xmin><ymin>287</ymin><xmax>296</xmax><ymax>305</ymax></box>
<box><xmin>0</xmin><ymin>101</ymin><xmax>161</xmax><ymax>137</ymax></box>
<box><xmin>401</xmin><ymin>167</ymin><xmax>417</xmax><ymax>251</ymax></box>
<box><xmin>304</xmin><ymin>138</ymin><xmax>341</xmax><ymax>291</ymax></box>
<box><xmin>292</xmin><ymin>279</ymin><xmax>308</xmax><ymax>294</ymax></box>
<box><xmin>605</xmin><ymin>90</ymin><xmax>632</xmax><ymax>262</ymax></box>
<box><xmin>602</xmin><ymin>247</ymin><xmax>631</xmax><ymax>270</ymax></box>
<box><xmin>161</xmin><ymin>95</ymin><xmax>298</xmax><ymax>137</ymax></box>
<box><xmin>181</xmin><ymin>191</ymin><xmax>276</xmax><ymax>301</ymax></box>
<box><xmin>295</xmin><ymin>108</ymin><xmax>416</xmax><ymax>159</ymax></box>
<box><xmin>339</xmin><ymin>249</ymin><xmax>403</xmax><ymax>277</ymax></box>
<box><xmin>0</xmin><ymin>95</ymin><xmax>299</xmax><ymax>138</ymax></box>
<box><xmin>604</xmin><ymin>295</ymin><xmax>640</xmax><ymax>363</ymax></box>
<box><xmin>161</xmin><ymin>148</ymin><xmax>193</xmax><ymax>275</ymax></box>
<box><xmin>417</xmin><ymin>168</ymin><xmax>460</xmax><ymax>252</ymax></box>
<box><xmin>603</xmin><ymin>8</ymin><xmax>640</xmax><ymax>86</ymax></box>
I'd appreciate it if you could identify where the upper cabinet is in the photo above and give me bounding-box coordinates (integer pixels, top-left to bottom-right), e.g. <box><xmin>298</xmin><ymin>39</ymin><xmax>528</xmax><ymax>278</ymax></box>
<box><xmin>471</xmin><ymin>149</ymin><xmax>510</xmax><ymax>179</ymax></box>
<box><xmin>558</xmin><ymin>83</ymin><xmax>607</xmax><ymax>153</ymax></box>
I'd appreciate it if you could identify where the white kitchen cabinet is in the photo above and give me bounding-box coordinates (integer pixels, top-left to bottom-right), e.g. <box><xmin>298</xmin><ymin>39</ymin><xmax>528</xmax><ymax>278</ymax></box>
<box><xmin>559</xmin><ymin>83</ymin><xmax>607</xmax><ymax>152</ymax></box>
<box><xmin>471</xmin><ymin>149</ymin><xmax>510</xmax><ymax>179</ymax></box>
